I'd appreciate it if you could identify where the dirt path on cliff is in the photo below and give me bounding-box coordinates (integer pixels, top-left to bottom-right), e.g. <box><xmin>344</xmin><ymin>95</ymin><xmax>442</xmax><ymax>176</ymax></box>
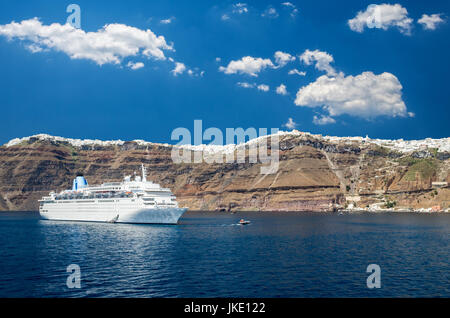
<box><xmin>322</xmin><ymin>150</ymin><xmax>346</xmax><ymax>193</ymax></box>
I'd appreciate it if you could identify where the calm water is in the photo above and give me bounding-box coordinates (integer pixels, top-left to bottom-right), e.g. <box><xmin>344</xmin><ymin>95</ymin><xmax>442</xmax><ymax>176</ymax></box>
<box><xmin>0</xmin><ymin>211</ymin><xmax>449</xmax><ymax>298</ymax></box>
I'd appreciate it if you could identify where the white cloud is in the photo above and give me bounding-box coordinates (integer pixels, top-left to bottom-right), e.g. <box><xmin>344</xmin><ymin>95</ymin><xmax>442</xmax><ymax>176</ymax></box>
<box><xmin>171</xmin><ymin>62</ymin><xmax>186</xmax><ymax>76</ymax></box>
<box><xmin>233</xmin><ymin>3</ymin><xmax>248</xmax><ymax>14</ymax></box>
<box><xmin>276</xmin><ymin>84</ymin><xmax>288</xmax><ymax>95</ymax></box>
<box><xmin>186</xmin><ymin>68</ymin><xmax>204</xmax><ymax>77</ymax></box>
<box><xmin>281</xmin><ymin>2</ymin><xmax>298</xmax><ymax>18</ymax></box>
<box><xmin>237</xmin><ymin>82</ymin><xmax>255</xmax><ymax>88</ymax></box>
<box><xmin>0</xmin><ymin>18</ymin><xmax>173</xmax><ymax>66</ymax></box>
<box><xmin>418</xmin><ymin>14</ymin><xmax>445</xmax><ymax>30</ymax></box>
<box><xmin>288</xmin><ymin>69</ymin><xmax>306</xmax><ymax>76</ymax></box>
<box><xmin>257</xmin><ymin>84</ymin><xmax>270</xmax><ymax>92</ymax></box>
<box><xmin>348</xmin><ymin>4</ymin><xmax>413</xmax><ymax>35</ymax></box>
<box><xmin>160</xmin><ymin>17</ymin><xmax>175</xmax><ymax>24</ymax></box>
<box><xmin>262</xmin><ymin>7</ymin><xmax>279</xmax><ymax>19</ymax></box>
<box><xmin>313</xmin><ymin>115</ymin><xmax>336</xmax><ymax>125</ymax></box>
<box><xmin>220</xmin><ymin>52</ymin><xmax>293</xmax><ymax>77</ymax></box>
<box><xmin>283</xmin><ymin>117</ymin><xmax>298</xmax><ymax>129</ymax></box>
<box><xmin>281</xmin><ymin>2</ymin><xmax>295</xmax><ymax>7</ymax></box>
<box><xmin>127</xmin><ymin>61</ymin><xmax>144</xmax><ymax>70</ymax></box>
<box><xmin>299</xmin><ymin>49</ymin><xmax>337</xmax><ymax>76</ymax></box>
<box><xmin>237</xmin><ymin>82</ymin><xmax>269</xmax><ymax>92</ymax></box>
<box><xmin>274</xmin><ymin>51</ymin><xmax>295</xmax><ymax>67</ymax></box>
<box><xmin>295</xmin><ymin>72</ymin><xmax>411</xmax><ymax>120</ymax></box>
<box><xmin>27</xmin><ymin>43</ymin><xmax>44</xmax><ymax>53</ymax></box>
<box><xmin>221</xmin><ymin>2</ymin><xmax>249</xmax><ymax>21</ymax></box>
<box><xmin>219</xmin><ymin>56</ymin><xmax>275</xmax><ymax>77</ymax></box>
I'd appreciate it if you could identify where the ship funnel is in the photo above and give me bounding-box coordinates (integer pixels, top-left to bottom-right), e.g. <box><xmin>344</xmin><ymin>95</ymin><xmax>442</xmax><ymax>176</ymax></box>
<box><xmin>72</xmin><ymin>176</ymin><xmax>88</xmax><ymax>191</ymax></box>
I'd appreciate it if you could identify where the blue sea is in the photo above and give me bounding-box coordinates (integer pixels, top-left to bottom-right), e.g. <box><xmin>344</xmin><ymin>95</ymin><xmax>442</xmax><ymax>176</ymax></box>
<box><xmin>0</xmin><ymin>211</ymin><xmax>449</xmax><ymax>298</ymax></box>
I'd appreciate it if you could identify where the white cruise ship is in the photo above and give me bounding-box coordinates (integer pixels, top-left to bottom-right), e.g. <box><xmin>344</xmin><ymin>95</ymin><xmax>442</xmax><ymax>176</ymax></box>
<box><xmin>39</xmin><ymin>165</ymin><xmax>187</xmax><ymax>224</ymax></box>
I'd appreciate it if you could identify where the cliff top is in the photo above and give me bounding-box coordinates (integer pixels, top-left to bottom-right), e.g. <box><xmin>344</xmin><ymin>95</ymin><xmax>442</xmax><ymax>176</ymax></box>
<box><xmin>3</xmin><ymin>131</ymin><xmax>450</xmax><ymax>154</ymax></box>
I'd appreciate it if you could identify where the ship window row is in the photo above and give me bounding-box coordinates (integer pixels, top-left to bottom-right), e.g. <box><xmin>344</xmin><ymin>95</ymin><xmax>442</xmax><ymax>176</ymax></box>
<box><xmin>44</xmin><ymin>199</ymin><xmax>175</xmax><ymax>205</ymax></box>
<box><xmin>55</xmin><ymin>192</ymin><xmax>134</xmax><ymax>200</ymax></box>
<box><xmin>40</xmin><ymin>201</ymin><xmax>55</xmax><ymax>204</ymax></box>
<box><xmin>52</xmin><ymin>199</ymin><xmax>142</xmax><ymax>204</ymax></box>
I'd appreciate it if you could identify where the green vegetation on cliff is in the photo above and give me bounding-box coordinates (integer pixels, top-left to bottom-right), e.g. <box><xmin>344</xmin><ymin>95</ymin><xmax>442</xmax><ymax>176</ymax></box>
<box><xmin>402</xmin><ymin>159</ymin><xmax>438</xmax><ymax>181</ymax></box>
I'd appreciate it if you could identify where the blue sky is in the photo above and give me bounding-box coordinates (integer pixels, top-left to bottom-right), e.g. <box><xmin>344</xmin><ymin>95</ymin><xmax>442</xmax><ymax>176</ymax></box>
<box><xmin>0</xmin><ymin>0</ymin><xmax>449</xmax><ymax>145</ymax></box>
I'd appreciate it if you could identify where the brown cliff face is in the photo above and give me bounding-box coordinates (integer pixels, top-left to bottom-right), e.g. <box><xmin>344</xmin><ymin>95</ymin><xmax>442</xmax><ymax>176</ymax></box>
<box><xmin>0</xmin><ymin>134</ymin><xmax>448</xmax><ymax>211</ymax></box>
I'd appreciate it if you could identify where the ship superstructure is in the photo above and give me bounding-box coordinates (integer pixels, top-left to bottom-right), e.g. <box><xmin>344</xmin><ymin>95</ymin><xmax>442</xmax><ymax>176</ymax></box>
<box><xmin>39</xmin><ymin>165</ymin><xmax>187</xmax><ymax>224</ymax></box>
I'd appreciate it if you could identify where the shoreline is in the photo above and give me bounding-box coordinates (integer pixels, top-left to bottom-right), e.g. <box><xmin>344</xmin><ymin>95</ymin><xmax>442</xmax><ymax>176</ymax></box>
<box><xmin>192</xmin><ymin>209</ymin><xmax>450</xmax><ymax>214</ymax></box>
<box><xmin>1</xmin><ymin>209</ymin><xmax>449</xmax><ymax>215</ymax></box>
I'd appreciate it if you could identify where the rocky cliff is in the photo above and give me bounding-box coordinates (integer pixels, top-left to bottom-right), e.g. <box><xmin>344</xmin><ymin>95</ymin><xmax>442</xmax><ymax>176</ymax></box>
<box><xmin>0</xmin><ymin>132</ymin><xmax>449</xmax><ymax>212</ymax></box>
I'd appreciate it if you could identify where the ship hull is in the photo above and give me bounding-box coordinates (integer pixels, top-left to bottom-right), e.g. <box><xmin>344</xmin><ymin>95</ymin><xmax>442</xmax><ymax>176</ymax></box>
<box><xmin>40</xmin><ymin>207</ymin><xmax>187</xmax><ymax>224</ymax></box>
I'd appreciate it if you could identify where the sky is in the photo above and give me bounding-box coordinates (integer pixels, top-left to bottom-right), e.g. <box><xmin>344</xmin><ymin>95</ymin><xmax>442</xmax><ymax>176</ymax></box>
<box><xmin>0</xmin><ymin>0</ymin><xmax>449</xmax><ymax>145</ymax></box>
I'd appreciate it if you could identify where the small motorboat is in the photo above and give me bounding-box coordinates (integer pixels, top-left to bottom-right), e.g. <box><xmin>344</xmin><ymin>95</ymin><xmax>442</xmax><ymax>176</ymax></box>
<box><xmin>238</xmin><ymin>219</ymin><xmax>251</xmax><ymax>225</ymax></box>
